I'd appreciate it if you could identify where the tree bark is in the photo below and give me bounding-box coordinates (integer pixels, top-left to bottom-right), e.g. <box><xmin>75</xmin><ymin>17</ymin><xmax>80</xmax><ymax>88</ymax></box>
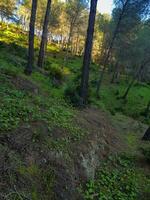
<box><xmin>96</xmin><ymin>0</ymin><xmax>129</xmax><ymax>97</ymax></box>
<box><xmin>79</xmin><ymin>0</ymin><xmax>98</xmax><ymax>105</ymax></box>
<box><xmin>111</xmin><ymin>62</ymin><xmax>119</xmax><ymax>83</ymax></box>
<box><xmin>63</xmin><ymin>23</ymin><xmax>73</xmax><ymax>67</ymax></box>
<box><xmin>75</xmin><ymin>33</ymin><xmax>79</xmax><ymax>55</ymax></box>
<box><xmin>37</xmin><ymin>0</ymin><xmax>52</xmax><ymax>68</ymax></box>
<box><xmin>142</xmin><ymin>127</ymin><xmax>150</xmax><ymax>141</ymax></box>
<box><xmin>25</xmin><ymin>0</ymin><xmax>38</xmax><ymax>75</ymax></box>
<box><xmin>122</xmin><ymin>77</ymin><xmax>135</xmax><ymax>99</ymax></box>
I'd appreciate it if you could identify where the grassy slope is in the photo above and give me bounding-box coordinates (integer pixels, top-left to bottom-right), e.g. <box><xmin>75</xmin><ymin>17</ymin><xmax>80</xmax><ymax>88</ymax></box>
<box><xmin>0</xmin><ymin>23</ymin><xmax>86</xmax><ymax>199</ymax></box>
<box><xmin>0</xmin><ymin>23</ymin><xmax>150</xmax><ymax>199</ymax></box>
<box><xmin>0</xmin><ymin>23</ymin><xmax>85</xmax><ymax>144</ymax></box>
<box><xmin>1</xmin><ymin>22</ymin><xmax>150</xmax><ymax>124</ymax></box>
<box><xmin>89</xmin><ymin>75</ymin><xmax>150</xmax><ymax>124</ymax></box>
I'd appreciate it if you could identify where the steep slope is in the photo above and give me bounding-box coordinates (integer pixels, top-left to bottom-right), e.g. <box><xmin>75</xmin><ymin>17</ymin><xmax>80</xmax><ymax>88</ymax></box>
<box><xmin>0</xmin><ymin>64</ymin><xmax>124</xmax><ymax>199</ymax></box>
<box><xmin>0</xmin><ymin>22</ymin><xmax>149</xmax><ymax>200</ymax></box>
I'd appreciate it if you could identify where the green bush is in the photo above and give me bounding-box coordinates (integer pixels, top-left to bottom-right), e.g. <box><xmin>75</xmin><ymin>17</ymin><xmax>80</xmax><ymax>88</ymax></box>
<box><xmin>44</xmin><ymin>63</ymin><xmax>64</xmax><ymax>80</ymax></box>
<box><xmin>65</xmin><ymin>76</ymin><xmax>93</xmax><ymax>106</ymax></box>
<box><xmin>64</xmin><ymin>83</ymin><xmax>81</xmax><ymax>106</ymax></box>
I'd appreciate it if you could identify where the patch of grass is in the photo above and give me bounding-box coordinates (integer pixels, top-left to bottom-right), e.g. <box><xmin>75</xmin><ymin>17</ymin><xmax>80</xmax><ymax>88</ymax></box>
<box><xmin>126</xmin><ymin>134</ymin><xmax>137</xmax><ymax>148</ymax></box>
<box><xmin>46</xmin><ymin>138</ymin><xmax>69</xmax><ymax>152</ymax></box>
<box><xmin>0</xmin><ymin>60</ymin><xmax>85</xmax><ymax>146</ymax></box>
<box><xmin>0</xmin><ymin>82</ymin><xmax>34</xmax><ymax>132</ymax></box>
<box><xmin>90</xmin><ymin>79</ymin><xmax>150</xmax><ymax>124</ymax></box>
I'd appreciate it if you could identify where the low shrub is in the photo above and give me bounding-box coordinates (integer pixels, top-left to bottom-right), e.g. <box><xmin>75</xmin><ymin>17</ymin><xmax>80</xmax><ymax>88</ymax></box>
<box><xmin>44</xmin><ymin>63</ymin><xmax>66</xmax><ymax>81</ymax></box>
<box><xmin>64</xmin><ymin>83</ymin><xmax>80</xmax><ymax>106</ymax></box>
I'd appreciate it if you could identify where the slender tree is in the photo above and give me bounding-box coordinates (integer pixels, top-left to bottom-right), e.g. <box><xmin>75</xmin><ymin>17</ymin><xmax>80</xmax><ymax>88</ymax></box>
<box><xmin>25</xmin><ymin>0</ymin><xmax>38</xmax><ymax>75</ymax></box>
<box><xmin>63</xmin><ymin>0</ymin><xmax>87</xmax><ymax>67</ymax></box>
<box><xmin>96</xmin><ymin>0</ymin><xmax>130</xmax><ymax>97</ymax></box>
<box><xmin>122</xmin><ymin>59</ymin><xmax>150</xmax><ymax>99</ymax></box>
<box><xmin>79</xmin><ymin>0</ymin><xmax>98</xmax><ymax>105</ymax></box>
<box><xmin>96</xmin><ymin>0</ymin><xmax>150</xmax><ymax>97</ymax></box>
<box><xmin>142</xmin><ymin>126</ymin><xmax>150</xmax><ymax>141</ymax></box>
<box><xmin>111</xmin><ymin>61</ymin><xmax>119</xmax><ymax>83</ymax></box>
<box><xmin>37</xmin><ymin>0</ymin><xmax>52</xmax><ymax>68</ymax></box>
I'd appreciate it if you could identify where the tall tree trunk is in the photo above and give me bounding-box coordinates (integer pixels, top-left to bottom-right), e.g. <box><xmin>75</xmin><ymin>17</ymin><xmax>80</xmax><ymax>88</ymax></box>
<box><xmin>63</xmin><ymin>4</ymin><xmax>81</xmax><ymax>67</ymax></box>
<box><xmin>142</xmin><ymin>127</ymin><xmax>150</xmax><ymax>141</ymax></box>
<box><xmin>63</xmin><ymin>23</ymin><xmax>73</xmax><ymax>67</ymax></box>
<box><xmin>96</xmin><ymin>0</ymin><xmax>129</xmax><ymax>97</ymax></box>
<box><xmin>25</xmin><ymin>0</ymin><xmax>38</xmax><ymax>75</ymax></box>
<box><xmin>79</xmin><ymin>0</ymin><xmax>98</xmax><ymax>105</ymax></box>
<box><xmin>37</xmin><ymin>0</ymin><xmax>51</xmax><ymax>68</ymax></box>
<box><xmin>75</xmin><ymin>34</ymin><xmax>79</xmax><ymax>55</ymax></box>
<box><xmin>122</xmin><ymin>77</ymin><xmax>135</xmax><ymax>99</ymax></box>
<box><xmin>111</xmin><ymin>62</ymin><xmax>119</xmax><ymax>83</ymax></box>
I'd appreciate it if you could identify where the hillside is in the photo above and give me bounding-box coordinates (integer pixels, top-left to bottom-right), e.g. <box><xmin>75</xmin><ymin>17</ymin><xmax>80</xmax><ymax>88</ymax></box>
<box><xmin>0</xmin><ymin>22</ymin><xmax>150</xmax><ymax>124</ymax></box>
<box><xmin>0</xmin><ymin>23</ymin><xmax>150</xmax><ymax>200</ymax></box>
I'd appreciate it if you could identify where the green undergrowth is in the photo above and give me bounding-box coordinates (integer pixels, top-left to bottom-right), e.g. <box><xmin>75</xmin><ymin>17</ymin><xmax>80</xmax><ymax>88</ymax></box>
<box><xmin>81</xmin><ymin>154</ymin><xmax>150</xmax><ymax>200</ymax></box>
<box><xmin>0</xmin><ymin>22</ymin><xmax>149</xmax><ymax>130</ymax></box>
<box><xmin>18</xmin><ymin>164</ymin><xmax>55</xmax><ymax>200</ymax></box>
<box><xmin>2</xmin><ymin>22</ymin><xmax>149</xmax><ymax>124</ymax></box>
<box><xmin>90</xmin><ymin>80</ymin><xmax>150</xmax><ymax>124</ymax></box>
<box><xmin>110</xmin><ymin>113</ymin><xmax>150</xmax><ymax>157</ymax></box>
<box><xmin>0</xmin><ymin>64</ymin><xmax>85</xmax><ymax>150</ymax></box>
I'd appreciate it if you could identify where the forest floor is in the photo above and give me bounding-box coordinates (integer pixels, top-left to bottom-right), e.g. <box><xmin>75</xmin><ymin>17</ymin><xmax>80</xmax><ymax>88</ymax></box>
<box><xmin>0</xmin><ymin>23</ymin><xmax>150</xmax><ymax>200</ymax></box>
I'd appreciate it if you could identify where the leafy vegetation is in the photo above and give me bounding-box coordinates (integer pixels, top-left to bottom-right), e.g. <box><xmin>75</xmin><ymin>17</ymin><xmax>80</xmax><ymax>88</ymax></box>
<box><xmin>0</xmin><ymin>67</ymin><xmax>85</xmax><ymax>152</ymax></box>
<box><xmin>1</xmin><ymin>22</ymin><xmax>149</xmax><ymax>124</ymax></box>
<box><xmin>82</xmin><ymin>154</ymin><xmax>150</xmax><ymax>200</ymax></box>
<box><xmin>90</xmin><ymin>80</ymin><xmax>150</xmax><ymax>124</ymax></box>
